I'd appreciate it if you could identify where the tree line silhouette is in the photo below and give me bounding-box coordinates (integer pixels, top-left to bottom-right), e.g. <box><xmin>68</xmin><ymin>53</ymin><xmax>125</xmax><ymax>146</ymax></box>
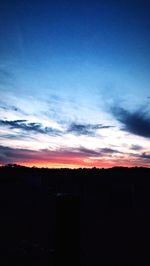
<box><xmin>0</xmin><ymin>164</ymin><xmax>150</xmax><ymax>265</ymax></box>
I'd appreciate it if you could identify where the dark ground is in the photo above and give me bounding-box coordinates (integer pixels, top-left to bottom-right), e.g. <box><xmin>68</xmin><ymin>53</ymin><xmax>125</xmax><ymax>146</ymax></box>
<box><xmin>0</xmin><ymin>165</ymin><xmax>150</xmax><ymax>265</ymax></box>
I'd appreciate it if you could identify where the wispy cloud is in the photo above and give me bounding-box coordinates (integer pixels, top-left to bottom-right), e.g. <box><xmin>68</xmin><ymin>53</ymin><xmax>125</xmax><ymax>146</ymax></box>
<box><xmin>0</xmin><ymin>103</ymin><xmax>25</xmax><ymax>114</ymax></box>
<box><xmin>0</xmin><ymin>119</ymin><xmax>62</xmax><ymax>136</ymax></box>
<box><xmin>67</xmin><ymin>122</ymin><xmax>113</xmax><ymax>136</ymax></box>
<box><xmin>0</xmin><ymin>118</ymin><xmax>114</xmax><ymax>139</ymax></box>
<box><xmin>0</xmin><ymin>133</ymin><xmax>27</xmax><ymax>140</ymax></box>
<box><xmin>78</xmin><ymin>146</ymin><xmax>120</xmax><ymax>156</ymax></box>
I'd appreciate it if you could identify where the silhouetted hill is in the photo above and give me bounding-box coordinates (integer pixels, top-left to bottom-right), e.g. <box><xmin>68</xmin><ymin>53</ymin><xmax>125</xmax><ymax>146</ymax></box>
<box><xmin>0</xmin><ymin>165</ymin><xmax>150</xmax><ymax>265</ymax></box>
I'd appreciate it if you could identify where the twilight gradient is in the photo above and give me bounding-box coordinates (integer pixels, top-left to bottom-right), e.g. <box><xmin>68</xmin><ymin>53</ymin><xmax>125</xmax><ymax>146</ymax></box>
<box><xmin>0</xmin><ymin>0</ymin><xmax>150</xmax><ymax>168</ymax></box>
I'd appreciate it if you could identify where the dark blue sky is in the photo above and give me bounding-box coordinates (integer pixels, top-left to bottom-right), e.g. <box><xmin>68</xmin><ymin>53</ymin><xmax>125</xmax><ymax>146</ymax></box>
<box><xmin>1</xmin><ymin>0</ymin><xmax>150</xmax><ymax>68</ymax></box>
<box><xmin>0</xmin><ymin>0</ymin><xmax>150</xmax><ymax>167</ymax></box>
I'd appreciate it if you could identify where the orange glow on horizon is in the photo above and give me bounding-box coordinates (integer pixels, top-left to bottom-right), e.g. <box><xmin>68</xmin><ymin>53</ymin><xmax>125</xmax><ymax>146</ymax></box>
<box><xmin>7</xmin><ymin>159</ymin><xmax>139</xmax><ymax>169</ymax></box>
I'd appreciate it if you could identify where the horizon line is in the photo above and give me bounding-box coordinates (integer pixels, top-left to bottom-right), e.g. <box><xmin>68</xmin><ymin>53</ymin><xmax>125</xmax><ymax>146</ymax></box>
<box><xmin>0</xmin><ymin>163</ymin><xmax>149</xmax><ymax>170</ymax></box>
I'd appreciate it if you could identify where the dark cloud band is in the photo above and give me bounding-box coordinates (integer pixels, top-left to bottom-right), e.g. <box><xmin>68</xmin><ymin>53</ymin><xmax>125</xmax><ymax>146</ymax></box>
<box><xmin>112</xmin><ymin>106</ymin><xmax>150</xmax><ymax>138</ymax></box>
<box><xmin>0</xmin><ymin>145</ymin><xmax>149</xmax><ymax>167</ymax></box>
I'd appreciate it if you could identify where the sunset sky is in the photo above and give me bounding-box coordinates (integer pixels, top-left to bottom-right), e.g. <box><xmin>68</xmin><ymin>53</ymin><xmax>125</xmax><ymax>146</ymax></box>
<box><xmin>0</xmin><ymin>0</ymin><xmax>150</xmax><ymax>168</ymax></box>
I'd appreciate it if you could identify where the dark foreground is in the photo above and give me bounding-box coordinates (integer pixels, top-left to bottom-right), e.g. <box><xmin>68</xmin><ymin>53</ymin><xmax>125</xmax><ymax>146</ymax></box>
<box><xmin>0</xmin><ymin>165</ymin><xmax>150</xmax><ymax>265</ymax></box>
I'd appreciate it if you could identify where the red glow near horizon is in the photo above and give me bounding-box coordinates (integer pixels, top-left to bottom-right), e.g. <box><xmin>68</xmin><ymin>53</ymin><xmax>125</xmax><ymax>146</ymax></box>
<box><xmin>1</xmin><ymin>147</ymin><xmax>149</xmax><ymax>168</ymax></box>
<box><xmin>6</xmin><ymin>159</ymin><xmax>141</xmax><ymax>169</ymax></box>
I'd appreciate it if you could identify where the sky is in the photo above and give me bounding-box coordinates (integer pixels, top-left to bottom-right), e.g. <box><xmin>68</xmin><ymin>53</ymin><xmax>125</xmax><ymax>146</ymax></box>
<box><xmin>0</xmin><ymin>0</ymin><xmax>150</xmax><ymax>168</ymax></box>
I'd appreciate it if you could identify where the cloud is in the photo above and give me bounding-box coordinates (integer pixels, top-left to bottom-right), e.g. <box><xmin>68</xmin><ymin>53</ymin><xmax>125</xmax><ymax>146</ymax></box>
<box><xmin>0</xmin><ymin>145</ymin><xmax>149</xmax><ymax>167</ymax></box>
<box><xmin>0</xmin><ymin>133</ymin><xmax>26</xmax><ymax>140</ymax></box>
<box><xmin>0</xmin><ymin>145</ymin><xmax>120</xmax><ymax>164</ymax></box>
<box><xmin>0</xmin><ymin>145</ymin><xmax>121</xmax><ymax>166</ymax></box>
<box><xmin>80</xmin><ymin>147</ymin><xmax>118</xmax><ymax>157</ymax></box>
<box><xmin>131</xmin><ymin>145</ymin><xmax>143</xmax><ymax>151</ymax></box>
<box><xmin>0</xmin><ymin>119</ymin><xmax>113</xmax><ymax>138</ymax></box>
<box><xmin>140</xmin><ymin>152</ymin><xmax>150</xmax><ymax>159</ymax></box>
<box><xmin>112</xmin><ymin>106</ymin><xmax>150</xmax><ymax>138</ymax></box>
<box><xmin>100</xmin><ymin>148</ymin><xmax>119</xmax><ymax>153</ymax></box>
<box><xmin>0</xmin><ymin>101</ymin><xmax>26</xmax><ymax>115</ymax></box>
<box><xmin>78</xmin><ymin>146</ymin><xmax>119</xmax><ymax>156</ymax></box>
<box><xmin>67</xmin><ymin>123</ymin><xmax>113</xmax><ymax>136</ymax></box>
<box><xmin>0</xmin><ymin>145</ymin><xmax>89</xmax><ymax>165</ymax></box>
<box><xmin>0</xmin><ymin>119</ymin><xmax>62</xmax><ymax>136</ymax></box>
<box><xmin>77</xmin><ymin>147</ymin><xmax>101</xmax><ymax>156</ymax></box>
